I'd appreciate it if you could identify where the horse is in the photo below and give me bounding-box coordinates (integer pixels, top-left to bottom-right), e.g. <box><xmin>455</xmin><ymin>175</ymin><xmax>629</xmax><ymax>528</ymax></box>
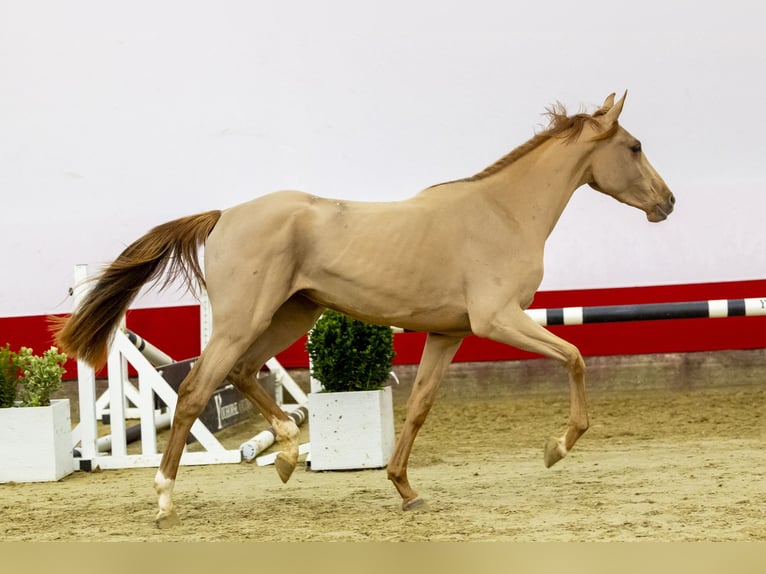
<box><xmin>55</xmin><ymin>92</ymin><xmax>674</xmax><ymax>528</ymax></box>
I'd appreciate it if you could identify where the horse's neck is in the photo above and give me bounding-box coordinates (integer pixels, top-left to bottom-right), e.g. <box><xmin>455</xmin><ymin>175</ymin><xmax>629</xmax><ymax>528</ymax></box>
<box><xmin>477</xmin><ymin>138</ymin><xmax>592</xmax><ymax>239</ymax></box>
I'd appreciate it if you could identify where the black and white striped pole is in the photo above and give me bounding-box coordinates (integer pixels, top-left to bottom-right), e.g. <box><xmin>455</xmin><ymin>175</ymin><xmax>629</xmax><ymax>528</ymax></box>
<box><xmin>524</xmin><ymin>297</ymin><xmax>766</xmax><ymax>326</ymax></box>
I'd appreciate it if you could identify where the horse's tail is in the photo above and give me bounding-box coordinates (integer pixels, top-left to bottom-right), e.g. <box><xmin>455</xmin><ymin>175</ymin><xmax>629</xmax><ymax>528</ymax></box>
<box><xmin>54</xmin><ymin>210</ymin><xmax>223</xmax><ymax>367</ymax></box>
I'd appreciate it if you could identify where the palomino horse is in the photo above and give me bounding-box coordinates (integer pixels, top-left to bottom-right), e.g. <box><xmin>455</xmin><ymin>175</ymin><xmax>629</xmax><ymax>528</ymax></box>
<box><xmin>56</xmin><ymin>92</ymin><xmax>674</xmax><ymax>528</ymax></box>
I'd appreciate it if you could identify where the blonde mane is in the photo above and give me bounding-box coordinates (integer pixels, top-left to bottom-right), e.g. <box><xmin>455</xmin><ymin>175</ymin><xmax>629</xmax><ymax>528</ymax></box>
<box><xmin>430</xmin><ymin>104</ymin><xmax>618</xmax><ymax>187</ymax></box>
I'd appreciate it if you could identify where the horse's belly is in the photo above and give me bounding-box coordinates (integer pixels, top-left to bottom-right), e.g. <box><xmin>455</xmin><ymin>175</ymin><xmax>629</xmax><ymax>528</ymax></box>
<box><xmin>300</xmin><ymin>278</ymin><xmax>470</xmax><ymax>335</ymax></box>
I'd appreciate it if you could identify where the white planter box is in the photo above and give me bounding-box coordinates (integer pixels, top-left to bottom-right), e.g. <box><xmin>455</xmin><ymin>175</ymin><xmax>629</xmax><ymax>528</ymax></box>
<box><xmin>308</xmin><ymin>386</ymin><xmax>395</xmax><ymax>471</ymax></box>
<box><xmin>0</xmin><ymin>399</ymin><xmax>73</xmax><ymax>483</ymax></box>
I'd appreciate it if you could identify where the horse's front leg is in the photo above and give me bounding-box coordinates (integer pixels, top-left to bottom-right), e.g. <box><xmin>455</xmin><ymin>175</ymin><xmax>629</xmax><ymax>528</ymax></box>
<box><xmin>154</xmin><ymin>337</ymin><xmax>248</xmax><ymax>529</ymax></box>
<box><xmin>471</xmin><ymin>305</ymin><xmax>589</xmax><ymax>467</ymax></box>
<box><xmin>387</xmin><ymin>333</ymin><xmax>463</xmax><ymax>510</ymax></box>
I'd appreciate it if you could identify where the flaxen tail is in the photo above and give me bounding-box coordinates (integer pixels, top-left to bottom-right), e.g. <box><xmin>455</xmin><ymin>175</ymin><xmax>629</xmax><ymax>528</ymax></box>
<box><xmin>54</xmin><ymin>210</ymin><xmax>222</xmax><ymax>367</ymax></box>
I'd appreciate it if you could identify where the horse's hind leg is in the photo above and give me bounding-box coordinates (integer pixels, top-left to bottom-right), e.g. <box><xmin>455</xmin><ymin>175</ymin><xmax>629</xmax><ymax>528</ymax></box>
<box><xmin>387</xmin><ymin>333</ymin><xmax>463</xmax><ymax>510</ymax></box>
<box><xmin>154</xmin><ymin>331</ymin><xmax>256</xmax><ymax>528</ymax></box>
<box><xmin>226</xmin><ymin>294</ymin><xmax>323</xmax><ymax>482</ymax></box>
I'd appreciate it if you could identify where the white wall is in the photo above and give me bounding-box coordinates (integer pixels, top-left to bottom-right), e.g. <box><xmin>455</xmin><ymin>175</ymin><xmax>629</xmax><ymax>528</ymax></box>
<box><xmin>2</xmin><ymin>1</ymin><xmax>765</xmax><ymax>317</ymax></box>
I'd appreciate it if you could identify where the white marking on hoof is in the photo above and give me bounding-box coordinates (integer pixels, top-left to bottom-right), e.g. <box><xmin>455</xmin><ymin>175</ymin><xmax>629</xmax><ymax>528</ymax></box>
<box><xmin>272</xmin><ymin>417</ymin><xmax>299</xmax><ymax>453</ymax></box>
<box><xmin>154</xmin><ymin>469</ymin><xmax>175</xmax><ymax>519</ymax></box>
<box><xmin>272</xmin><ymin>416</ymin><xmax>300</xmax><ymax>443</ymax></box>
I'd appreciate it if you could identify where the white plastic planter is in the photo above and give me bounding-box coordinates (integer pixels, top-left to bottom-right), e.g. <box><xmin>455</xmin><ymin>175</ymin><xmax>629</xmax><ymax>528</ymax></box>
<box><xmin>308</xmin><ymin>386</ymin><xmax>395</xmax><ymax>471</ymax></box>
<box><xmin>0</xmin><ymin>398</ymin><xmax>73</xmax><ymax>483</ymax></box>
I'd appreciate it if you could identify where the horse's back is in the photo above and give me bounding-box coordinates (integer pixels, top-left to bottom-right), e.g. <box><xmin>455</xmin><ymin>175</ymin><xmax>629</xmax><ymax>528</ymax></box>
<box><xmin>215</xmin><ymin>189</ymin><xmax>437</xmax><ymax>249</ymax></box>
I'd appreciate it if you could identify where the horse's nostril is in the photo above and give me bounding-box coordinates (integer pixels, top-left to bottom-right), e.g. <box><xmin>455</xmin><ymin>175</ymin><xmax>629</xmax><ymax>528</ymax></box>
<box><xmin>669</xmin><ymin>193</ymin><xmax>676</xmax><ymax>206</ymax></box>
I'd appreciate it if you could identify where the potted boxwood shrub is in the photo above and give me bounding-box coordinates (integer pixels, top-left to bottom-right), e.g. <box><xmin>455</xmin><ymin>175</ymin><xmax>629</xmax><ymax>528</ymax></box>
<box><xmin>0</xmin><ymin>345</ymin><xmax>73</xmax><ymax>483</ymax></box>
<box><xmin>306</xmin><ymin>310</ymin><xmax>396</xmax><ymax>470</ymax></box>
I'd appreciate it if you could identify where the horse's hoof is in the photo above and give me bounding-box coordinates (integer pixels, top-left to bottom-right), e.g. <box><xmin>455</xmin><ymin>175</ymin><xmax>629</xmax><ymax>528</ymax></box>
<box><xmin>155</xmin><ymin>509</ymin><xmax>181</xmax><ymax>529</ymax></box>
<box><xmin>402</xmin><ymin>497</ymin><xmax>429</xmax><ymax>511</ymax></box>
<box><xmin>275</xmin><ymin>452</ymin><xmax>297</xmax><ymax>483</ymax></box>
<box><xmin>544</xmin><ymin>436</ymin><xmax>567</xmax><ymax>468</ymax></box>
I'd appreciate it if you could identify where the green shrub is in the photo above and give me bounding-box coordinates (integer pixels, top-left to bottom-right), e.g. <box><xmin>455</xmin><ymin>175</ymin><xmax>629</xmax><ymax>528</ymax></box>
<box><xmin>0</xmin><ymin>344</ymin><xmax>18</xmax><ymax>407</ymax></box>
<box><xmin>0</xmin><ymin>345</ymin><xmax>66</xmax><ymax>408</ymax></box>
<box><xmin>0</xmin><ymin>344</ymin><xmax>29</xmax><ymax>408</ymax></box>
<box><xmin>307</xmin><ymin>310</ymin><xmax>394</xmax><ymax>392</ymax></box>
<box><xmin>19</xmin><ymin>347</ymin><xmax>67</xmax><ymax>407</ymax></box>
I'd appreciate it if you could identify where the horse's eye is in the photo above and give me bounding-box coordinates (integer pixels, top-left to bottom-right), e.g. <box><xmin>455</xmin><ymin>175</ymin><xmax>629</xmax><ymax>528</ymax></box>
<box><xmin>631</xmin><ymin>142</ymin><xmax>642</xmax><ymax>153</ymax></box>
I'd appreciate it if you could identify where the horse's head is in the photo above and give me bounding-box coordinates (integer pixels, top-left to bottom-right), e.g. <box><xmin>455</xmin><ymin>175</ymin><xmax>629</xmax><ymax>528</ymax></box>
<box><xmin>585</xmin><ymin>92</ymin><xmax>675</xmax><ymax>222</ymax></box>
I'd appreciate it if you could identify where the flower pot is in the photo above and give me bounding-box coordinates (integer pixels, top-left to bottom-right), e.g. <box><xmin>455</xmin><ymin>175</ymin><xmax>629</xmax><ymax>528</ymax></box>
<box><xmin>308</xmin><ymin>386</ymin><xmax>395</xmax><ymax>471</ymax></box>
<box><xmin>0</xmin><ymin>398</ymin><xmax>73</xmax><ymax>483</ymax></box>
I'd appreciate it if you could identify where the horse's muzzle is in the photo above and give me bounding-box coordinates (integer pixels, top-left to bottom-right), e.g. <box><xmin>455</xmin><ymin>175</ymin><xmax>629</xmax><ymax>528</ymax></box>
<box><xmin>648</xmin><ymin>192</ymin><xmax>675</xmax><ymax>222</ymax></box>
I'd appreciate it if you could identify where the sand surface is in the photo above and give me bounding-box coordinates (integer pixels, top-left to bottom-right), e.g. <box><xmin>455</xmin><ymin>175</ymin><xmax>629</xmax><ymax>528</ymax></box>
<box><xmin>1</xmin><ymin>350</ymin><xmax>764</xmax><ymax>541</ymax></box>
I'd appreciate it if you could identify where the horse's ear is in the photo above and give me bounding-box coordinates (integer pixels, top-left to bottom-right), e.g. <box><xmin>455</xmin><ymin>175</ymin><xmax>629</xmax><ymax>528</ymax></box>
<box><xmin>602</xmin><ymin>90</ymin><xmax>627</xmax><ymax>124</ymax></box>
<box><xmin>596</xmin><ymin>93</ymin><xmax>616</xmax><ymax>115</ymax></box>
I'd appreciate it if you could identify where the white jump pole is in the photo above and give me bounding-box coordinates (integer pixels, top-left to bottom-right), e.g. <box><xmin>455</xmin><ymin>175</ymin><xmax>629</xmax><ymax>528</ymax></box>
<box><xmin>94</xmin><ymin>411</ymin><xmax>172</xmax><ymax>453</ymax></box>
<box><xmin>124</xmin><ymin>330</ymin><xmax>174</xmax><ymax>366</ymax></box>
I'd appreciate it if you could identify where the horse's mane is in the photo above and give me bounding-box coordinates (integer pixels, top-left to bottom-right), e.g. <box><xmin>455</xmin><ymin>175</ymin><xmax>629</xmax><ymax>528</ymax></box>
<box><xmin>429</xmin><ymin>103</ymin><xmax>617</xmax><ymax>188</ymax></box>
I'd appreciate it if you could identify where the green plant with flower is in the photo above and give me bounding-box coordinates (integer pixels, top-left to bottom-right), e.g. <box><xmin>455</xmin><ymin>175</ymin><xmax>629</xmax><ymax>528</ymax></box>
<box><xmin>306</xmin><ymin>310</ymin><xmax>394</xmax><ymax>392</ymax></box>
<box><xmin>0</xmin><ymin>345</ymin><xmax>67</xmax><ymax>408</ymax></box>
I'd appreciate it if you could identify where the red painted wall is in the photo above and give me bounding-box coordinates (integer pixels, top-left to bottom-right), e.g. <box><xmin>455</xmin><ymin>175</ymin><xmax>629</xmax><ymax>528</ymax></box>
<box><xmin>3</xmin><ymin>279</ymin><xmax>765</xmax><ymax>380</ymax></box>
